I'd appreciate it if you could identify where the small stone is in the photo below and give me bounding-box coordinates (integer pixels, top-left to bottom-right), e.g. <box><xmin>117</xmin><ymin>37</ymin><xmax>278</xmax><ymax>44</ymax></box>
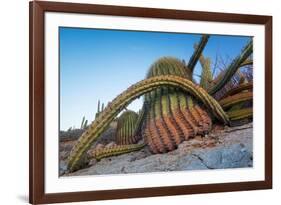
<box><xmin>105</xmin><ymin>141</ymin><xmax>116</xmax><ymax>148</ymax></box>
<box><xmin>95</xmin><ymin>143</ymin><xmax>105</xmax><ymax>150</ymax></box>
<box><xmin>88</xmin><ymin>159</ymin><xmax>97</xmax><ymax>166</ymax></box>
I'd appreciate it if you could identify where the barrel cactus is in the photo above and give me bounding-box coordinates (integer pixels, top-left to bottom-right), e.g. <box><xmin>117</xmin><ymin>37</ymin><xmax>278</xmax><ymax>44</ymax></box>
<box><xmin>116</xmin><ymin>110</ymin><xmax>140</xmax><ymax>145</ymax></box>
<box><xmin>142</xmin><ymin>57</ymin><xmax>212</xmax><ymax>153</ymax></box>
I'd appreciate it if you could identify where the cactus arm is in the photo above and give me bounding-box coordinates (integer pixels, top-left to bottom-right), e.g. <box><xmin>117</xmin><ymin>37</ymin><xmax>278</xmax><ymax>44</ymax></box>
<box><xmin>67</xmin><ymin>75</ymin><xmax>229</xmax><ymax>172</ymax></box>
<box><xmin>187</xmin><ymin>35</ymin><xmax>210</xmax><ymax>74</ymax></box>
<box><xmin>208</xmin><ymin>40</ymin><xmax>253</xmax><ymax>95</ymax></box>
<box><xmin>219</xmin><ymin>82</ymin><xmax>253</xmax><ymax>100</ymax></box>
<box><xmin>93</xmin><ymin>143</ymin><xmax>146</xmax><ymax>161</ymax></box>
<box><xmin>227</xmin><ymin>108</ymin><xmax>253</xmax><ymax>121</ymax></box>
<box><xmin>219</xmin><ymin>92</ymin><xmax>253</xmax><ymax>109</ymax></box>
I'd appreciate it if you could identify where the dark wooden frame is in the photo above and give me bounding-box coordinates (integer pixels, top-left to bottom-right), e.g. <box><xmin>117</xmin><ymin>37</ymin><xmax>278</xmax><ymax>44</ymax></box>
<box><xmin>29</xmin><ymin>1</ymin><xmax>272</xmax><ymax>204</ymax></box>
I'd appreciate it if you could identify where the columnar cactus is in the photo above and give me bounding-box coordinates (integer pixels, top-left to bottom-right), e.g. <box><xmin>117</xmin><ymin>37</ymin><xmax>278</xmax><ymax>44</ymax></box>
<box><xmin>116</xmin><ymin>110</ymin><xmax>140</xmax><ymax>145</ymax></box>
<box><xmin>80</xmin><ymin>116</ymin><xmax>88</xmax><ymax>129</ymax></box>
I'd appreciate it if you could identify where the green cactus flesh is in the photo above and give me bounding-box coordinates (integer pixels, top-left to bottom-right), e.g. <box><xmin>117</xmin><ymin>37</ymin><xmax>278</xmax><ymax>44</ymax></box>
<box><xmin>116</xmin><ymin>110</ymin><xmax>140</xmax><ymax>145</ymax></box>
<box><xmin>67</xmin><ymin>58</ymin><xmax>228</xmax><ymax>172</ymax></box>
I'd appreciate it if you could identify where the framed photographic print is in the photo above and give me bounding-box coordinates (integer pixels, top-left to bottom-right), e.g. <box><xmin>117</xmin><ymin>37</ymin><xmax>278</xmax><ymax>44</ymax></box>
<box><xmin>29</xmin><ymin>1</ymin><xmax>272</xmax><ymax>204</ymax></box>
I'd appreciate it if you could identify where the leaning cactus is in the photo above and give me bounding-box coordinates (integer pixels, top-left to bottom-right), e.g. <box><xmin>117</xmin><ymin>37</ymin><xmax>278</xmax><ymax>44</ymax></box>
<box><xmin>80</xmin><ymin>116</ymin><xmax>85</xmax><ymax>129</ymax></box>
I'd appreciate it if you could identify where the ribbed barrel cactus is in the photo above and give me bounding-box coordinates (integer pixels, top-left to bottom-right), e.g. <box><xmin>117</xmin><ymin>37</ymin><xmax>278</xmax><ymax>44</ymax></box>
<box><xmin>143</xmin><ymin>57</ymin><xmax>212</xmax><ymax>153</ymax></box>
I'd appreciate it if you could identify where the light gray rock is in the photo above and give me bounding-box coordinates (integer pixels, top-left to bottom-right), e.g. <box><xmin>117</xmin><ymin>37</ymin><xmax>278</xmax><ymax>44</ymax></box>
<box><xmin>64</xmin><ymin>123</ymin><xmax>253</xmax><ymax>177</ymax></box>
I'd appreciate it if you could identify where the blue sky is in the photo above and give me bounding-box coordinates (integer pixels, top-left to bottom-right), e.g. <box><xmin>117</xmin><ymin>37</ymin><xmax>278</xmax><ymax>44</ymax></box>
<box><xmin>59</xmin><ymin>27</ymin><xmax>251</xmax><ymax>130</ymax></box>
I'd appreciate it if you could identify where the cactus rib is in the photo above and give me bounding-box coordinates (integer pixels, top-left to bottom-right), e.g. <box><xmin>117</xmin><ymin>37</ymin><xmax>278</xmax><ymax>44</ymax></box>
<box><xmin>67</xmin><ymin>75</ymin><xmax>229</xmax><ymax>172</ymax></box>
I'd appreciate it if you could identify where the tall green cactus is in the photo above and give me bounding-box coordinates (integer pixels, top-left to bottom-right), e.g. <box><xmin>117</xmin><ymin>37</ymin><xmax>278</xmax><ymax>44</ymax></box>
<box><xmin>116</xmin><ymin>110</ymin><xmax>140</xmax><ymax>145</ymax></box>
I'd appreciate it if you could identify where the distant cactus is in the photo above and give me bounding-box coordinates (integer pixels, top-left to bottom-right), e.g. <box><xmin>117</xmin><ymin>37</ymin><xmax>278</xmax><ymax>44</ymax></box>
<box><xmin>80</xmin><ymin>116</ymin><xmax>85</xmax><ymax>129</ymax></box>
<box><xmin>83</xmin><ymin>120</ymin><xmax>88</xmax><ymax>129</ymax></box>
<box><xmin>95</xmin><ymin>100</ymin><xmax>106</xmax><ymax>119</ymax></box>
<box><xmin>80</xmin><ymin>116</ymin><xmax>88</xmax><ymax>129</ymax></box>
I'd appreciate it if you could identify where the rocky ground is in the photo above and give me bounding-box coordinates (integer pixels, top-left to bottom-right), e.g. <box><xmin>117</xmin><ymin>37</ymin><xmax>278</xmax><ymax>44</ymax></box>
<box><xmin>60</xmin><ymin>123</ymin><xmax>253</xmax><ymax>176</ymax></box>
